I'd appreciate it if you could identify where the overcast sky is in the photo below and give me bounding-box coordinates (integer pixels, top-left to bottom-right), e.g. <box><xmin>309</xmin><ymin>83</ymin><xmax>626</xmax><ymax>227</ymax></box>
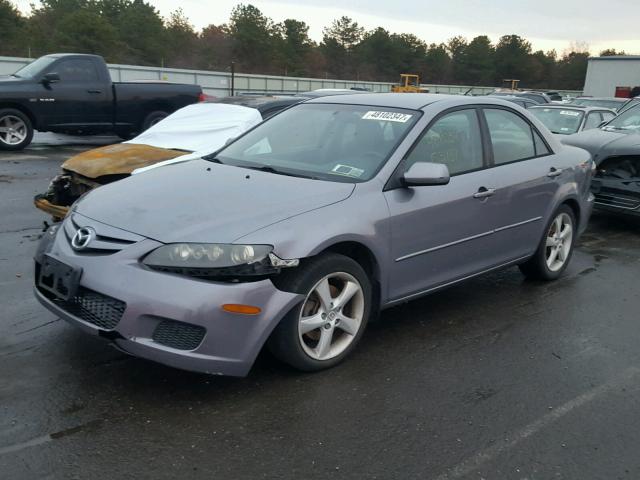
<box><xmin>14</xmin><ymin>0</ymin><xmax>640</xmax><ymax>55</ymax></box>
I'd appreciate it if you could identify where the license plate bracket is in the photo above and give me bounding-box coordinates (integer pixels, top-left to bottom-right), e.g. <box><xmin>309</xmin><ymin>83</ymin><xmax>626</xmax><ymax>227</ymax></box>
<box><xmin>38</xmin><ymin>254</ymin><xmax>82</xmax><ymax>301</ymax></box>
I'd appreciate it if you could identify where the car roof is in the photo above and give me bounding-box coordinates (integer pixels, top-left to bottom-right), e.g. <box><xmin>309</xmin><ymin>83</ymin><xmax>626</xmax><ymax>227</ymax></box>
<box><xmin>306</xmin><ymin>93</ymin><xmax>517</xmax><ymax>110</ymax></box>
<box><xmin>212</xmin><ymin>95</ymin><xmax>303</xmax><ymax>112</ymax></box>
<box><xmin>574</xmin><ymin>97</ymin><xmax>627</xmax><ymax>102</ymax></box>
<box><xmin>298</xmin><ymin>89</ymin><xmax>371</xmax><ymax>98</ymax></box>
<box><xmin>529</xmin><ymin>104</ymin><xmax>614</xmax><ymax>113</ymax></box>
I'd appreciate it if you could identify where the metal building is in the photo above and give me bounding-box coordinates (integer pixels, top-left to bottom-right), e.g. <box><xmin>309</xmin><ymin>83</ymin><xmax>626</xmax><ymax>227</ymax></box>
<box><xmin>583</xmin><ymin>56</ymin><xmax>640</xmax><ymax>97</ymax></box>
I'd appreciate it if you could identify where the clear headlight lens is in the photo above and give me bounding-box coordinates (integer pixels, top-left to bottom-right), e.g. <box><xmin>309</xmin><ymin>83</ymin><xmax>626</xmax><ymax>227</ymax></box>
<box><xmin>144</xmin><ymin>243</ymin><xmax>273</xmax><ymax>269</ymax></box>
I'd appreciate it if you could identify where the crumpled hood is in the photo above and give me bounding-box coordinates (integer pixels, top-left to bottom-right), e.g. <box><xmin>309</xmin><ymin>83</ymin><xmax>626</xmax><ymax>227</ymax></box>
<box><xmin>561</xmin><ymin>129</ymin><xmax>640</xmax><ymax>164</ymax></box>
<box><xmin>63</xmin><ymin>144</ymin><xmax>188</xmax><ymax>179</ymax></box>
<box><xmin>76</xmin><ymin>159</ymin><xmax>355</xmax><ymax>243</ymax></box>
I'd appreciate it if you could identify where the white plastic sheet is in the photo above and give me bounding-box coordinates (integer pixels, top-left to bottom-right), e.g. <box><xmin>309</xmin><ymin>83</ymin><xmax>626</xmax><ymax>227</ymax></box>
<box><xmin>126</xmin><ymin>103</ymin><xmax>262</xmax><ymax>152</ymax></box>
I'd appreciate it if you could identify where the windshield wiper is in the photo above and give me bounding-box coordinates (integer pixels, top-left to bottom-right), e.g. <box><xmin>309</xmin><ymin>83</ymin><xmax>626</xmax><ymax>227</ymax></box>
<box><xmin>203</xmin><ymin>155</ymin><xmax>225</xmax><ymax>165</ymax></box>
<box><xmin>240</xmin><ymin>164</ymin><xmax>318</xmax><ymax>179</ymax></box>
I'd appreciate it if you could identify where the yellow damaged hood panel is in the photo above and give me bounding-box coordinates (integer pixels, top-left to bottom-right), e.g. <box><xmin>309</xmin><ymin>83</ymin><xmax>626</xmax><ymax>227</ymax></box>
<box><xmin>62</xmin><ymin>143</ymin><xmax>188</xmax><ymax>179</ymax></box>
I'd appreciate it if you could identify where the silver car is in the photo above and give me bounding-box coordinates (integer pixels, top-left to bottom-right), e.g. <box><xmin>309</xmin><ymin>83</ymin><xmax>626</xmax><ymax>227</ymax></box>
<box><xmin>34</xmin><ymin>94</ymin><xmax>595</xmax><ymax>376</ymax></box>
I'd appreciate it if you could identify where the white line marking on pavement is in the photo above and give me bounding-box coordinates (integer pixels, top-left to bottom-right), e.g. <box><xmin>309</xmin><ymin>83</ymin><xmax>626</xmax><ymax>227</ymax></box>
<box><xmin>0</xmin><ymin>434</ymin><xmax>51</xmax><ymax>456</ymax></box>
<box><xmin>434</xmin><ymin>366</ymin><xmax>640</xmax><ymax>480</ymax></box>
<box><xmin>0</xmin><ymin>154</ymin><xmax>47</xmax><ymax>161</ymax></box>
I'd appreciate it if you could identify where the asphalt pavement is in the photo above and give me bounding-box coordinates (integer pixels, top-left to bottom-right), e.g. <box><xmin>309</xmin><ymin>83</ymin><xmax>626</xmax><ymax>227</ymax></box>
<box><xmin>1</xmin><ymin>141</ymin><xmax>640</xmax><ymax>479</ymax></box>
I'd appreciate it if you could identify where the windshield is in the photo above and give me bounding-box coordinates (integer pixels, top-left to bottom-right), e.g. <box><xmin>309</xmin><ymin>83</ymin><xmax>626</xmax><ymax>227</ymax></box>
<box><xmin>214</xmin><ymin>103</ymin><xmax>420</xmax><ymax>182</ymax></box>
<box><xmin>13</xmin><ymin>56</ymin><xmax>56</xmax><ymax>78</ymax></box>
<box><xmin>530</xmin><ymin>108</ymin><xmax>584</xmax><ymax>135</ymax></box>
<box><xmin>603</xmin><ymin>104</ymin><xmax>640</xmax><ymax>131</ymax></box>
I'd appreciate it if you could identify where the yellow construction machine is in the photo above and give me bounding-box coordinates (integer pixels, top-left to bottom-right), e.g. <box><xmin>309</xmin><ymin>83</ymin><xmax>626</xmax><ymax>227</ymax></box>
<box><xmin>391</xmin><ymin>74</ymin><xmax>429</xmax><ymax>93</ymax></box>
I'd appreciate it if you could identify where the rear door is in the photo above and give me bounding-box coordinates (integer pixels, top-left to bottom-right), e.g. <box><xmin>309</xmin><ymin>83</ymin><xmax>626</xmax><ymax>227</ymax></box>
<box><xmin>479</xmin><ymin>107</ymin><xmax>561</xmax><ymax>261</ymax></box>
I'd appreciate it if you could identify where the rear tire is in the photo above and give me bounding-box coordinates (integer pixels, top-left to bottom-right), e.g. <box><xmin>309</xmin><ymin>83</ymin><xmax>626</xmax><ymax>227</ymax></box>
<box><xmin>141</xmin><ymin>110</ymin><xmax>168</xmax><ymax>131</ymax></box>
<box><xmin>519</xmin><ymin>205</ymin><xmax>576</xmax><ymax>281</ymax></box>
<box><xmin>268</xmin><ymin>253</ymin><xmax>372</xmax><ymax>372</ymax></box>
<box><xmin>0</xmin><ymin>108</ymin><xmax>34</xmax><ymax>151</ymax></box>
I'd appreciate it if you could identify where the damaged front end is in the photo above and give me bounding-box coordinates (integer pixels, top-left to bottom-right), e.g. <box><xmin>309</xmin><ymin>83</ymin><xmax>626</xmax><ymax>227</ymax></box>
<box><xmin>33</xmin><ymin>143</ymin><xmax>188</xmax><ymax>221</ymax></box>
<box><xmin>34</xmin><ymin>172</ymin><xmax>105</xmax><ymax>220</ymax></box>
<box><xmin>592</xmin><ymin>155</ymin><xmax>640</xmax><ymax>215</ymax></box>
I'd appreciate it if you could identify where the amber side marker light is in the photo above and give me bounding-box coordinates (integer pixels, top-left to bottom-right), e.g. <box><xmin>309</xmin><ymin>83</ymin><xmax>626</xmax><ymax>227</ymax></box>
<box><xmin>222</xmin><ymin>304</ymin><xmax>262</xmax><ymax>315</ymax></box>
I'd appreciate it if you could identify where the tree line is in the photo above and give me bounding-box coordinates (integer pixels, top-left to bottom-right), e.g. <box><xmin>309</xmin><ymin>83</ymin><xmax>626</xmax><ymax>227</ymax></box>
<box><xmin>0</xmin><ymin>0</ymin><xmax>628</xmax><ymax>90</ymax></box>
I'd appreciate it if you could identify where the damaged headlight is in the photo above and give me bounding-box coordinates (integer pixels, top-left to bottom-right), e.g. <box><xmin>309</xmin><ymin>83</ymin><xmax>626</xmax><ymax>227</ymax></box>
<box><xmin>142</xmin><ymin>243</ymin><xmax>298</xmax><ymax>279</ymax></box>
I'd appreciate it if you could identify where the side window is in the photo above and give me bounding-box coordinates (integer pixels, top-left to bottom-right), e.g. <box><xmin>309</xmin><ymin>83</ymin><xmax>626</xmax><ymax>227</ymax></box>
<box><xmin>54</xmin><ymin>59</ymin><xmax>100</xmax><ymax>82</ymax></box>
<box><xmin>584</xmin><ymin>112</ymin><xmax>602</xmax><ymax>130</ymax></box>
<box><xmin>404</xmin><ymin>109</ymin><xmax>483</xmax><ymax>175</ymax></box>
<box><xmin>533</xmin><ymin>130</ymin><xmax>551</xmax><ymax>156</ymax></box>
<box><xmin>601</xmin><ymin>111</ymin><xmax>615</xmax><ymax>123</ymax></box>
<box><xmin>484</xmin><ymin>108</ymin><xmax>536</xmax><ymax>165</ymax></box>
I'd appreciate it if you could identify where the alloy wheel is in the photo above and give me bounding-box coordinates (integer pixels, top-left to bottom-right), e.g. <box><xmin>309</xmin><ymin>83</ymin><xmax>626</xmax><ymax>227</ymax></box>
<box><xmin>298</xmin><ymin>272</ymin><xmax>365</xmax><ymax>361</ymax></box>
<box><xmin>0</xmin><ymin>115</ymin><xmax>28</xmax><ymax>146</ymax></box>
<box><xmin>545</xmin><ymin>212</ymin><xmax>573</xmax><ymax>272</ymax></box>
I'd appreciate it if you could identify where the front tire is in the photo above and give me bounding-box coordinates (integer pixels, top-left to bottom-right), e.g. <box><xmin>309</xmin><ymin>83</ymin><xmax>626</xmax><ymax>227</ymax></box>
<box><xmin>519</xmin><ymin>205</ymin><xmax>576</xmax><ymax>281</ymax></box>
<box><xmin>0</xmin><ymin>108</ymin><xmax>34</xmax><ymax>151</ymax></box>
<box><xmin>268</xmin><ymin>253</ymin><xmax>372</xmax><ymax>372</ymax></box>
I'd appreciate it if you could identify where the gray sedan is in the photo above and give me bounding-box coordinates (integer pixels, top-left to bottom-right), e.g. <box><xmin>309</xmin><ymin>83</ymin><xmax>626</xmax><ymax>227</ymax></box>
<box><xmin>34</xmin><ymin>94</ymin><xmax>595</xmax><ymax>376</ymax></box>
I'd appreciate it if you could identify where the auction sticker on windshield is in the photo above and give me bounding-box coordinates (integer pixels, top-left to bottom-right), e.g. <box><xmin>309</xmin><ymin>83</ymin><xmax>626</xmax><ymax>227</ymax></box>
<box><xmin>362</xmin><ymin>111</ymin><xmax>413</xmax><ymax>123</ymax></box>
<box><xmin>560</xmin><ymin>110</ymin><xmax>581</xmax><ymax>116</ymax></box>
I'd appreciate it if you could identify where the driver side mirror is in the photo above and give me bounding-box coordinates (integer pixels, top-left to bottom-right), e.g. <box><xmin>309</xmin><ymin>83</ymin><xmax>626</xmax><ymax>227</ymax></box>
<box><xmin>402</xmin><ymin>162</ymin><xmax>450</xmax><ymax>187</ymax></box>
<box><xmin>41</xmin><ymin>72</ymin><xmax>60</xmax><ymax>85</ymax></box>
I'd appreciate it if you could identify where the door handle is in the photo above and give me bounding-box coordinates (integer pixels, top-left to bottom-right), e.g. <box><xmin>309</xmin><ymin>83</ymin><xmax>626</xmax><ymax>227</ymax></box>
<box><xmin>473</xmin><ymin>187</ymin><xmax>496</xmax><ymax>199</ymax></box>
<box><xmin>547</xmin><ymin>167</ymin><xmax>563</xmax><ymax>178</ymax></box>
<box><xmin>87</xmin><ymin>89</ymin><xmax>102</xmax><ymax>94</ymax></box>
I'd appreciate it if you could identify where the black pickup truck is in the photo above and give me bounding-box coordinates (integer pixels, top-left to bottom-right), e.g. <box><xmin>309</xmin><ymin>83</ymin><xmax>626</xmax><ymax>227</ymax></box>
<box><xmin>0</xmin><ymin>53</ymin><xmax>203</xmax><ymax>150</ymax></box>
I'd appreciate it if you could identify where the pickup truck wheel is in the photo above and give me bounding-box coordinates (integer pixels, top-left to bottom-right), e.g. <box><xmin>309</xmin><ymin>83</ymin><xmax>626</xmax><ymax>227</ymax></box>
<box><xmin>268</xmin><ymin>253</ymin><xmax>372</xmax><ymax>372</ymax></box>
<box><xmin>0</xmin><ymin>109</ymin><xmax>34</xmax><ymax>151</ymax></box>
<box><xmin>141</xmin><ymin>111</ymin><xmax>168</xmax><ymax>131</ymax></box>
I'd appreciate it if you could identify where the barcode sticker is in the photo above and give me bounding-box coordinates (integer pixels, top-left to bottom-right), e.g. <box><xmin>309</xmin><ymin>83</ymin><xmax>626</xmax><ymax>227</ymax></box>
<box><xmin>362</xmin><ymin>111</ymin><xmax>413</xmax><ymax>123</ymax></box>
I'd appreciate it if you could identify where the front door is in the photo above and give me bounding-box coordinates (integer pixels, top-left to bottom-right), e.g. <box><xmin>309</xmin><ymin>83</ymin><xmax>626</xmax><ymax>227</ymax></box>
<box><xmin>384</xmin><ymin>108</ymin><xmax>503</xmax><ymax>301</ymax></box>
<box><xmin>38</xmin><ymin>57</ymin><xmax>110</xmax><ymax>129</ymax></box>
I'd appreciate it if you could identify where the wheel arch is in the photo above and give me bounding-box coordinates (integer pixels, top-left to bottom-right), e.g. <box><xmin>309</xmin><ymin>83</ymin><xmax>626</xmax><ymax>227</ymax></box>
<box><xmin>0</xmin><ymin>103</ymin><xmax>38</xmax><ymax>130</ymax></box>
<box><xmin>560</xmin><ymin>197</ymin><xmax>581</xmax><ymax>229</ymax></box>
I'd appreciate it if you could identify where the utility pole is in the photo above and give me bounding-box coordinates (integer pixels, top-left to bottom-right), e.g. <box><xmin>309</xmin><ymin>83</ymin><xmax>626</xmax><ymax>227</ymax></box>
<box><xmin>230</xmin><ymin>61</ymin><xmax>235</xmax><ymax>96</ymax></box>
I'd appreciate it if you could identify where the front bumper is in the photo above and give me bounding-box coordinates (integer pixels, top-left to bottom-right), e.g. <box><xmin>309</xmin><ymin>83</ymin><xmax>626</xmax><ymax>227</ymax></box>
<box><xmin>34</xmin><ymin>216</ymin><xmax>303</xmax><ymax>376</ymax></box>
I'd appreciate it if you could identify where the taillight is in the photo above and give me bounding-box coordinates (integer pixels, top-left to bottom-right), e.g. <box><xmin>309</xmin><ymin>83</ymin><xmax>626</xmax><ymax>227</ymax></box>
<box><xmin>198</xmin><ymin>92</ymin><xmax>206</xmax><ymax>102</ymax></box>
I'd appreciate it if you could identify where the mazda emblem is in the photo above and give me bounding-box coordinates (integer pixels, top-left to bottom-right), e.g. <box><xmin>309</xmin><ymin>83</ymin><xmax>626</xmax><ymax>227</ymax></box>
<box><xmin>71</xmin><ymin>227</ymin><xmax>95</xmax><ymax>251</ymax></box>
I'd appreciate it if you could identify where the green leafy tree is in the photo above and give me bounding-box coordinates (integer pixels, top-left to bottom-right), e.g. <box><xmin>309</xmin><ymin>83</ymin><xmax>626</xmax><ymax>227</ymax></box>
<box><xmin>198</xmin><ymin>24</ymin><xmax>233</xmax><ymax>70</ymax></box>
<box><xmin>462</xmin><ymin>35</ymin><xmax>494</xmax><ymax>85</ymax></box>
<box><xmin>275</xmin><ymin>19</ymin><xmax>314</xmax><ymax>76</ymax></box>
<box><xmin>355</xmin><ymin>28</ymin><xmax>398</xmax><ymax>80</ymax></box>
<box><xmin>98</xmin><ymin>0</ymin><xmax>166</xmax><ymax>65</ymax></box>
<box><xmin>494</xmin><ymin>34</ymin><xmax>532</xmax><ymax>85</ymax></box>
<box><xmin>52</xmin><ymin>9</ymin><xmax>120</xmax><ymax>58</ymax></box>
<box><xmin>392</xmin><ymin>33</ymin><xmax>428</xmax><ymax>79</ymax></box>
<box><xmin>447</xmin><ymin>36</ymin><xmax>468</xmax><ymax>83</ymax></box>
<box><xmin>599</xmin><ymin>48</ymin><xmax>626</xmax><ymax>56</ymax></box>
<box><xmin>0</xmin><ymin>0</ymin><xmax>26</xmax><ymax>56</ymax></box>
<box><xmin>164</xmin><ymin>8</ymin><xmax>199</xmax><ymax>68</ymax></box>
<box><xmin>320</xmin><ymin>16</ymin><xmax>363</xmax><ymax>78</ymax></box>
<box><xmin>424</xmin><ymin>43</ymin><xmax>451</xmax><ymax>84</ymax></box>
<box><xmin>228</xmin><ymin>4</ymin><xmax>277</xmax><ymax>73</ymax></box>
<box><xmin>529</xmin><ymin>49</ymin><xmax>557</xmax><ymax>88</ymax></box>
<box><xmin>556</xmin><ymin>51</ymin><xmax>589</xmax><ymax>90</ymax></box>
